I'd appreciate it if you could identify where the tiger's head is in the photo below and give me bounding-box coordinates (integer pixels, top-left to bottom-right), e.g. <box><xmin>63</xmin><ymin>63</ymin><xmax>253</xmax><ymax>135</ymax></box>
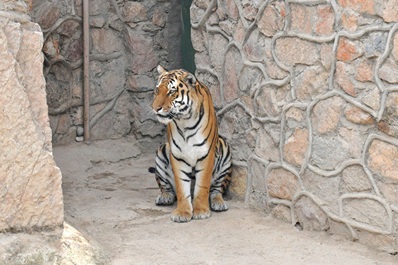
<box><xmin>152</xmin><ymin>65</ymin><xmax>197</xmax><ymax>124</ymax></box>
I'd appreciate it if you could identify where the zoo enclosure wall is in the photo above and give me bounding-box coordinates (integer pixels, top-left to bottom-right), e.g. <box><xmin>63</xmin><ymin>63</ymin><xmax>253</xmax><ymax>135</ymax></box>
<box><xmin>190</xmin><ymin>0</ymin><xmax>398</xmax><ymax>254</ymax></box>
<box><xmin>30</xmin><ymin>0</ymin><xmax>398</xmax><ymax>254</ymax></box>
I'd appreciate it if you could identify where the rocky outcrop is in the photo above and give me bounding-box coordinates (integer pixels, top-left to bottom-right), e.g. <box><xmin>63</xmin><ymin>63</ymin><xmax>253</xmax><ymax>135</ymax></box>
<box><xmin>0</xmin><ymin>1</ymin><xmax>65</xmax><ymax>264</ymax></box>
<box><xmin>0</xmin><ymin>0</ymin><xmax>63</xmax><ymax>232</ymax></box>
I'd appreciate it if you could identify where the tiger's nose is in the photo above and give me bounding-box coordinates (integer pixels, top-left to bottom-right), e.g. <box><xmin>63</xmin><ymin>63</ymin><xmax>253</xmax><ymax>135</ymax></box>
<box><xmin>155</xmin><ymin>107</ymin><xmax>162</xmax><ymax>113</ymax></box>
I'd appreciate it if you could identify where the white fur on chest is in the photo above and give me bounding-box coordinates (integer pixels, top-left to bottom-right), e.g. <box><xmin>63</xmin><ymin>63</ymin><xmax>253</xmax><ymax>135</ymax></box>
<box><xmin>169</xmin><ymin>125</ymin><xmax>208</xmax><ymax>166</ymax></box>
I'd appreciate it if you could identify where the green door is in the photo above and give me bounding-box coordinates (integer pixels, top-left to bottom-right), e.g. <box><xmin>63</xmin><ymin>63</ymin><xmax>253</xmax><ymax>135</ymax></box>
<box><xmin>181</xmin><ymin>0</ymin><xmax>196</xmax><ymax>73</ymax></box>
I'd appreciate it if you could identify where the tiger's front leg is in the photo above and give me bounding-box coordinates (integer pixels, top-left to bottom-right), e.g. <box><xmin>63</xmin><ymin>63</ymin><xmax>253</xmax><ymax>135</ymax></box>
<box><xmin>170</xmin><ymin>154</ymin><xmax>193</xmax><ymax>223</ymax></box>
<box><xmin>192</xmin><ymin>154</ymin><xmax>214</xmax><ymax>220</ymax></box>
<box><xmin>153</xmin><ymin>143</ymin><xmax>175</xmax><ymax>205</ymax></box>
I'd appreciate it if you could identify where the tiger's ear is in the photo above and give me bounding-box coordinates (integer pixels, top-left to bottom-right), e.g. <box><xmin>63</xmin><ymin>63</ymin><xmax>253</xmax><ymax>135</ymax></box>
<box><xmin>157</xmin><ymin>65</ymin><xmax>167</xmax><ymax>75</ymax></box>
<box><xmin>186</xmin><ymin>73</ymin><xmax>196</xmax><ymax>86</ymax></box>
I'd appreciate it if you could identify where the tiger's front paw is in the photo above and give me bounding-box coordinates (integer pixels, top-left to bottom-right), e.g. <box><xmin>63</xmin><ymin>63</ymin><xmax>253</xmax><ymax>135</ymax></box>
<box><xmin>171</xmin><ymin>208</ymin><xmax>192</xmax><ymax>223</ymax></box>
<box><xmin>192</xmin><ymin>207</ymin><xmax>211</xmax><ymax>220</ymax></box>
<box><xmin>155</xmin><ymin>192</ymin><xmax>175</xmax><ymax>206</ymax></box>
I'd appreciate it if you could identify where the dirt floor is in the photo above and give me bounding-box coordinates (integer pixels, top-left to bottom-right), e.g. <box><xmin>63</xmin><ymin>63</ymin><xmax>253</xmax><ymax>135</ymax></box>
<box><xmin>53</xmin><ymin>138</ymin><xmax>398</xmax><ymax>265</ymax></box>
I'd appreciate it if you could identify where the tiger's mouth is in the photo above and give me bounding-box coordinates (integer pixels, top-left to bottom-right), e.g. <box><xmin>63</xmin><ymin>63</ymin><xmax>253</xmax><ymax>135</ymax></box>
<box><xmin>156</xmin><ymin>111</ymin><xmax>180</xmax><ymax>124</ymax></box>
<box><xmin>154</xmin><ymin>105</ymin><xmax>186</xmax><ymax>124</ymax></box>
<box><xmin>156</xmin><ymin>113</ymin><xmax>172</xmax><ymax>124</ymax></box>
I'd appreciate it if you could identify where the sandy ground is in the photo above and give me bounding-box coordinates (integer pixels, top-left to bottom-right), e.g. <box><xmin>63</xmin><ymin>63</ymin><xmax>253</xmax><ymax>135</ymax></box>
<box><xmin>53</xmin><ymin>138</ymin><xmax>398</xmax><ymax>265</ymax></box>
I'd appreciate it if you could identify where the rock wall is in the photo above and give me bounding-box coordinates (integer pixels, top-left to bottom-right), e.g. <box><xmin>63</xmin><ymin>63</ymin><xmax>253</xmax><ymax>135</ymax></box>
<box><xmin>191</xmin><ymin>0</ymin><xmax>398</xmax><ymax>253</ymax></box>
<box><xmin>31</xmin><ymin>0</ymin><xmax>182</xmax><ymax>145</ymax></box>
<box><xmin>0</xmin><ymin>0</ymin><xmax>63</xmax><ymax>231</ymax></box>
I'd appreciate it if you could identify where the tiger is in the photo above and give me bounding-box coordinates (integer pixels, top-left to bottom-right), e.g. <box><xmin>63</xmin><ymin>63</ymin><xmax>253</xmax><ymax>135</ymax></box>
<box><xmin>150</xmin><ymin>65</ymin><xmax>232</xmax><ymax>223</ymax></box>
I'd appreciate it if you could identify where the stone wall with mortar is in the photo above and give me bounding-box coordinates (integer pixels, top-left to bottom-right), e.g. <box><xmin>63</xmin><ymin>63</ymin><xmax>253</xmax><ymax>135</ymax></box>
<box><xmin>31</xmin><ymin>0</ymin><xmax>182</xmax><ymax>145</ymax></box>
<box><xmin>0</xmin><ymin>0</ymin><xmax>64</xmax><ymax>232</ymax></box>
<box><xmin>191</xmin><ymin>0</ymin><xmax>398</xmax><ymax>253</ymax></box>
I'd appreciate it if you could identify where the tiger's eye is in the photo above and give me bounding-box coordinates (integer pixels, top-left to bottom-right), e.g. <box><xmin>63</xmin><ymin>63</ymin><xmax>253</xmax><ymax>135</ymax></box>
<box><xmin>179</xmin><ymin>83</ymin><xmax>183</xmax><ymax>88</ymax></box>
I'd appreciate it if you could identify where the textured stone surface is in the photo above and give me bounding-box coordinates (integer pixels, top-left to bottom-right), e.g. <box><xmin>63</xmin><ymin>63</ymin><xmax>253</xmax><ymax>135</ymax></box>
<box><xmin>192</xmin><ymin>0</ymin><xmax>398</xmax><ymax>253</ymax></box>
<box><xmin>294</xmin><ymin>66</ymin><xmax>329</xmax><ymax>101</ymax></box>
<box><xmin>223</xmin><ymin>47</ymin><xmax>241</xmax><ymax>103</ymax></box>
<box><xmin>244</xmin><ymin>30</ymin><xmax>266</xmax><ymax>63</ymax></box>
<box><xmin>275</xmin><ymin>37</ymin><xmax>319</xmax><ymax>66</ymax></box>
<box><xmin>31</xmin><ymin>0</ymin><xmax>182</xmax><ymax>145</ymax></box>
<box><xmin>337</xmin><ymin>38</ymin><xmax>362</xmax><ymax>62</ymax></box>
<box><xmin>248</xmin><ymin>158</ymin><xmax>267</xmax><ymax>209</ymax></box>
<box><xmin>340</xmin><ymin>165</ymin><xmax>372</xmax><ymax>193</ymax></box>
<box><xmin>229</xmin><ymin>165</ymin><xmax>248</xmax><ymax>200</ymax></box>
<box><xmin>311</xmin><ymin>134</ymin><xmax>350</xmax><ymax>171</ymax></box>
<box><xmin>354</xmin><ymin>59</ymin><xmax>373</xmax><ymax>82</ymax></box>
<box><xmin>379</xmin><ymin>92</ymin><xmax>398</xmax><ymax>137</ymax></box>
<box><xmin>0</xmin><ymin>10</ymin><xmax>63</xmax><ymax>231</ymax></box>
<box><xmin>341</xmin><ymin>12</ymin><xmax>358</xmax><ymax>32</ymax></box>
<box><xmin>271</xmin><ymin>204</ymin><xmax>292</xmax><ymax>223</ymax></box>
<box><xmin>335</xmin><ymin>61</ymin><xmax>356</xmax><ymax>96</ymax></box>
<box><xmin>381</xmin><ymin>0</ymin><xmax>398</xmax><ymax>23</ymax></box>
<box><xmin>368</xmin><ymin>139</ymin><xmax>398</xmax><ymax>181</ymax></box>
<box><xmin>342</xmin><ymin>198</ymin><xmax>389</xmax><ymax>231</ymax></box>
<box><xmin>316</xmin><ymin>5</ymin><xmax>335</xmax><ymax>35</ymax></box>
<box><xmin>285</xmin><ymin>107</ymin><xmax>304</xmax><ymax>124</ymax></box>
<box><xmin>302</xmin><ymin>170</ymin><xmax>340</xmax><ymax>212</ymax></box>
<box><xmin>379</xmin><ymin>58</ymin><xmax>398</xmax><ymax>83</ymax></box>
<box><xmin>362</xmin><ymin>87</ymin><xmax>380</xmax><ymax>110</ymax></box>
<box><xmin>295</xmin><ymin>196</ymin><xmax>329</xmax><ymax>231</ymax></box>
<box><xmin>339</xmin><ymin>125</ymin><xmax>367</xmax><ymax>159</ymax></box>
<box><xmin>344</xmin><ymin>105</ymin><xmax>374</xmax><ymax>125</ymax></box>
<box><xmin>255</xmin><ymin>128</ymin><xmax>279</xmax><ymax>162</ymax></box>
<box><xmin>256</xmin><ymin>84</ymin><xmax>292</xmax><ymax>117</ymax></box>
<box><xmin>0</xmin><ymin>229</ymin><xmax>62</xmax><ymax>264</ymax></box>
<box><xmin>337</xmin><ymin>0</ymin><xmax>375</xmax><ymax>15</ymax></box>
<box><xmin>0</xmin><ymin>223</ymin><xmax>110</xmax><ymax>265</ymax></box>
<box><xmin>91</xmin><ymin>28</ymin><xmax>123</xmax><ymax>54</ymax></box>
<box><xmin>312</xmin><ymin>96</ymin><xmax>344</xmax><ymax>135</ymax></box>
<box><xmin>284</xmin><ymin>128</ymin><xmax>309</xmax><ymax>167</ymax></box>
<box><xmin>377</xmin><ymin>181</ymin><xmax>398</xmax><ymax>205</ymax></box>
<box><xmin>364</xmin><ymin>32</ymin><xmax>387</xmax><ymax>58</ymax></box>
<box><xmin>257</xmin><ymin>2</ymin><xmax>285</xmax><ymax>37</ymax></box>
<box><xmin>267</xmin><ymin>168</ymin><xmax>300</xmax><ymax>200</ymax></box>
<box><xmin>290</xmin><ymin>4</ymin><xmax>314</xmax><ymax>34</ymax></box>
<box><xmin>122</xmin><ymin>2</ymin><xmax>147</xmax><ymax>22</ymax></box>
<box><xmin>0</xmin><ymin>4</ymin><xmax>107</xmax><ymax>262</ymax></box>
<box><xmin>126</xmin><ymin>29</ymin><xmax>158</xmax><ymax>74</ymax></box>
<box><xmin>32</xmin><ymin>2</ymin><xmax>60</xmax><ymax>29</ymax></box>
<box><xmin>208</xmin><ymin>34</ymin><xmax>229</xmax><ymax>73</ymax></box>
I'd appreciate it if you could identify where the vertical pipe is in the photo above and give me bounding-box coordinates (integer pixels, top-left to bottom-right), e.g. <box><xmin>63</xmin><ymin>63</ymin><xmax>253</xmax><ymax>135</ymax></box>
<box><xmin>83</xmin><ymin>0</ymin><xmax>90</xmax><ymax>142</ymax></box>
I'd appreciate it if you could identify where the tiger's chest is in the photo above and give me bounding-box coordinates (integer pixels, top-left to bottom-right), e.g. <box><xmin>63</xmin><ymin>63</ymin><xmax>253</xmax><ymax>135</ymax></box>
<box><xmin>169</xmin><ymin>124</ymin><xmax>209</xmax><ymax>166</ymax></box>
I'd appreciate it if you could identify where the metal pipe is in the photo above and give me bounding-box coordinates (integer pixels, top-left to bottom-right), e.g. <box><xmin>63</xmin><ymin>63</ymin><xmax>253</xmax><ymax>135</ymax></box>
<box><xmin>83</xmin><ymin>0</ymin><xmax>90</xmax><ymax>142</ymax></box>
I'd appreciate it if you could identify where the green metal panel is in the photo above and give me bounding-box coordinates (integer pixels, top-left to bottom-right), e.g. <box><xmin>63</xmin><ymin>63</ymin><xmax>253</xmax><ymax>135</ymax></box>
<box><xmin>181</xmin><ymin>0</ymin><xmax>196</xmax><ymax>73</ymax></box>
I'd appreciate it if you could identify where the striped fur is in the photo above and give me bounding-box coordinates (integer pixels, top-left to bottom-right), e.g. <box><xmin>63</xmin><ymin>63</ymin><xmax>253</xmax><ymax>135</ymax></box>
<box><xmin>151</xmin><ymin>65</ymin><xmax>232</xmax><ymax>223</ymax></box>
